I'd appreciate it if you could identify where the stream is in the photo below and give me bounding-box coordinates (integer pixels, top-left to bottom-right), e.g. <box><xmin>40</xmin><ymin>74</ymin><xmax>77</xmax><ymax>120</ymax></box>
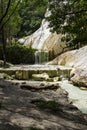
<box><xmin>60</xmin><ymin>80</ymin><xmax>87</xmax><ymax>114</ymax></box>
<box><xmin>1</xmin><ymin>64</ymin><xmax>87</xmax><ymax>114</ymax></box>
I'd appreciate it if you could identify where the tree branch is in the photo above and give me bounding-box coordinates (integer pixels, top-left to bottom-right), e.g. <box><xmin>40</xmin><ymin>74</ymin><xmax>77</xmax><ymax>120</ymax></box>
<box><xmin>0</xmin><ymin>0</ymin><xmax>20</xmax><ymax>32</ymax></box>
<box><xmin>0</xmin><ymin>0</ymin><xmax>11</xmax><ymax>25</ymax></box>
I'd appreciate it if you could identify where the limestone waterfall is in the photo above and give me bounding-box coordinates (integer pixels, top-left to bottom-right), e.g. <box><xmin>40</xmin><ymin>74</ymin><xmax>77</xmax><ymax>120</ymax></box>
<box><xmin>18</xmin><ymin>10</ymin><xmax>66</xmax><ymax>58</ymax></box>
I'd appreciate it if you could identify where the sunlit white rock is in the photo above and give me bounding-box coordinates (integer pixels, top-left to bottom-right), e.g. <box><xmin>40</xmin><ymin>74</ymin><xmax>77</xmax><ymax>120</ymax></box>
<box><xmin>18</xmin><ymin>10</ymin><xmax>66</xmax><ymax>56</ymax></box>
<box><xmin>49</xmin><ymin>46</ymin><xmax>87</xmax><ymax>87</ymax></box>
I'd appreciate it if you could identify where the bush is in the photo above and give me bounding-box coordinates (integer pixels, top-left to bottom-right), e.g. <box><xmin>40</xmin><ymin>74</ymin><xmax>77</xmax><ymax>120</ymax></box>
<box><xmin>0</xmin><ymin>44</ymin><xmax>36</xmax><ymax>64</ymax></box>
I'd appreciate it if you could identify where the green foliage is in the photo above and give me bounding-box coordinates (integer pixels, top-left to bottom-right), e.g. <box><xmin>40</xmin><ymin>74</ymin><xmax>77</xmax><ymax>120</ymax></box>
<box><xmin>0</xmin><ymin>0</ymin><xmax>21</xmax><ymax>39</ymax></box>
<box><xmin>18</xmin><ymin>0</ymin><xmax>48</xmax><ymax>37</ymax></box>
<box><xmin>48</xmin><ymin>0</ymin><xmax>87</xmax><ymax>49</ymax></box>
<box><xmin>0</xmin><ymin>44</ymin><xmax>36</xmax><ymax>64</ymax></box>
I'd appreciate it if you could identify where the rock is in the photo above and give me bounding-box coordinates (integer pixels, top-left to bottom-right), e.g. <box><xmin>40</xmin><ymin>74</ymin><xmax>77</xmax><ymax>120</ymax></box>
<box><xmin>80</xmin><ymin>87</ymin><xmax>87</xmax><ymax>90</ymax></box>
<box><xmin>18</xmin><ymin>11</ymin><xmax>66</xmax><ymax>57</ymax></box>
<box><xmin>0</xmin><ymin>65</ymin><xmax>59</xmax><ymax>80</ymax></box>
<box><xmin>15</xmin><ymin>70</ymin><xmax>29</xmax><ymax>80</ymax></box>
<box><xmin>0</xmin><ymin>60</ymin><xmax>13</xmax><ymax>68</ymax></box>
<box><xmin>46</xmin><ymin>70</ymin><xmax>58</xmax><ymax>78</ymax></box>
<box><xmin>70</xmin><ymin>68</ymin><xmax>87</xmax><ymax>87</ymax></box>
<box><xmin>47</xmin><ymin>57</ymin><xmax>59</xmax><ymax>65</ymax></box>
<box><xmin>32</xmin><ymin>72</ymin><xmax>60</xmax><ymax>82</ymax></box>
<box><xmin>56</xmin><ymin>87</ymin><xmax>68</xmax><ymax>95</ymax></box>
<box><xmin>32</xmin><ymin>73</ymin><xmax>49</xmax><ymax>81</ymax></box>
<box><xmin>42</xmin><ymin>33</ymin><xmax>66</xmax><ymax>56</ymax></box>
<box><xmin>0</xmin><ymin>73</ymin><xmax>13</xmax><ymax>80</ymax></box>
<box><xmin>15</xmin><ymin>70</ymin><xmax>23</xmax><ymax>80</ymax></box>
<box><xmin>22</xmin><ymin>70</ymin><xmax>29</xmax><ymax>80</ymax></box>
<box><xmin>57</xmin><ymin>66</ymin><xmax>72</xmax><ymax>80</ymax></box>
<box><xmin>53</xmin><ymin>77</ymin><xmax>59</xmax><ymax>82</ymax></box>
<box><xmin>20</xmin><ymin>81</ymin><xmax>60</xmax><ymax>90</ymax></box>
<box><xmin>49</xmin><ymin>46</ymin><xmax>87</xmax><ymax>87</ymax></box>
<box><xmin>48</xmin><ymin>50</ymin><xmax>76</xmax><ymax>65</ymax></box>
<box><xmin>0</xmin><ymin>69</ymin><xmax>16</xmax><ymax>77</ymax></box>
<box><xmin>0</xmin><ymin>80</ymin><xmax>87</xmax><ymax>130</ymax></box>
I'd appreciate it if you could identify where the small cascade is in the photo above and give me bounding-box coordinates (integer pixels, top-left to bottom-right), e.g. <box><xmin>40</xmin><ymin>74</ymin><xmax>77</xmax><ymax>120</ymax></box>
<box><xmin>35</xmin><ymin>50</ymin><xmax>49</xmax><ymax>64</ymax></box>
<box><xmin>57</xmin><ymin>66</ymin><xmax>72</xmax><ymax>81</ymax></box>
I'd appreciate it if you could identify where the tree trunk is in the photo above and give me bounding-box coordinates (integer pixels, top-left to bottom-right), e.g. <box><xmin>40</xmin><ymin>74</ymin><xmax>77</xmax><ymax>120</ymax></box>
<box><xmin>2</xmin><ymin>27</ymin><xmax>6</xmax><ymax>67</ymax></box>
<box><xmin>0</xmin><ymin>0</ymin><xmax>7</xmax><ymax>67</ymax></box>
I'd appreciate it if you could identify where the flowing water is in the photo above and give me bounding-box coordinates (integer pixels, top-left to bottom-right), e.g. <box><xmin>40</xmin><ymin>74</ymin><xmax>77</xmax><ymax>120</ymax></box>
<box><xmin>35</xmin><ymin>50</ymin><xmax>49</xmax><ymax>64</ymax></box>
<box><xmin>3</xmin><ymin>63</ymin><xmax>87</xmax><ymax>114</ymax></box>
<box><xmin>60</xmin><ymin>80</ymin><xmax>87</xmax><ymax>114</ymax></box>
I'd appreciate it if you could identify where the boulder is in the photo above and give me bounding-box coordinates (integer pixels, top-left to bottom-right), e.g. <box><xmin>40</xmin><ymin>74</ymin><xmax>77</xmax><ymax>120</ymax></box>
<box><xmin>49</xmin><ymin>46</ymin><xmax>87</xmax><ymax>87</ymax></box>
<box><xmin>32</xmin><ymin>71</ymin><xmax>60</xmax><ymax>82</ymax></box>
<box><xmin>70</xmin><ymin>68</ymin><xmax>87</xmax><ymax>87</ymax></box>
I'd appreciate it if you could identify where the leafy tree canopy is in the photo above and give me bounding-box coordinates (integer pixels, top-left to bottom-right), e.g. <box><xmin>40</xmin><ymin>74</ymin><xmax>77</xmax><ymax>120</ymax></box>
<box><xmin>0</xmin><ymin>0</ymin><xmax>21</xmax><ymax>40</ymax></box>
<box><xmin>18</xmin><ymin>0</ymin><xmax>48</xmax><ymax>37</ymax></box>
<box><xmin>47</xmin><ymin>0</ymin><xmax>87</xmax><ymax>49</ymax></box>
<box><xmin>0</xmin><ymin>0</ymin><xmax>21</xmax><ymax>66</ymax></box>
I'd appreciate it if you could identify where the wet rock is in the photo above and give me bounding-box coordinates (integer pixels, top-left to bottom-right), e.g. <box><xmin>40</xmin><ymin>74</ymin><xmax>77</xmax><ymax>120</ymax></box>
<box><xmin>57</xmin><ymin>66</ymin><xmax>72</xmax><ymax>80</ymax></box>
<box><xmin>20</xmin><ymin>81</ymin><xmax>60</xmax><ymax>90</ymax></box>
<box><xmin>32</xmin><ymin>72</ymin><xmax>59</xmax><ymax>82</ymax></box>
<box><xmin>32</xmin><ymin>73</ymin><xmax>49</xmax><ymax>81</ymax></box>
<box><xmin>0</xmin><ymin>65</ymin><xmax>58</xmax><ymax>80</ymax></box>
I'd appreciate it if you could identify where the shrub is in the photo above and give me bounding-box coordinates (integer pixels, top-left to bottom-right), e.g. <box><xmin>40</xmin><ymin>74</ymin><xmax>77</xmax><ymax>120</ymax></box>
<box><xmin>0</xmin><ymin>44</ymin><xmax>36</xmax><ymax>64</ymax></box>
